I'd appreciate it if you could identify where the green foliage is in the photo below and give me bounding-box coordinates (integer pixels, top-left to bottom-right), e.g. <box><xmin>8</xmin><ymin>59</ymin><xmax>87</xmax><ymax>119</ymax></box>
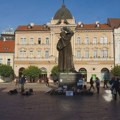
<box><xmin>51</xmin><ymin>65</ymin><xmax>59</xmax><ymax>76</ymax></box>
<box><xmin>111</xmin><ymin>65</ymin><xmax>120</xmax><ymax>77</ymax></box>
<box><xmin>23</xmin><ymin>66</ymin><xmax>42</xmax><ymax>79</ymax></box>
<box><xmin>0</xmin><ymin>64</ymin><xmax>14</xmax><ymax>77</ymax></box>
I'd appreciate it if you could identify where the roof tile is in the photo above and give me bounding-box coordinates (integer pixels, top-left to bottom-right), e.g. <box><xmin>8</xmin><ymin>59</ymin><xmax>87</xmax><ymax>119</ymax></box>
<box><xmin>16</xmin><ymin>25</ymin><xmax>50</xmax><ymax>31</ymax></box>
<box><xmin>0</xmin><ymin>40</ymin><xmax>15</xmax><ymax>53</ymax></box>
<box><xmin>76</xmin><ymin>24</ymin><xmax>112</xmax><ymax>30</ymax></box>
<box><xmin>108</xmin><ymin>18</ymin><xmax>120</xmax><ymax>29</ymax></box>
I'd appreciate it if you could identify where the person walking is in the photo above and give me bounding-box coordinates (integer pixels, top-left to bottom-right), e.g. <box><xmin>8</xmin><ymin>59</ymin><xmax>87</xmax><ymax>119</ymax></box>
<box><xmin>95</xmin><ymin>77</ymin><xmax>100</xmax><ymax>94</ymax></box>
<box><xmin>14</xmin><ymin>76</ymin><xmax>20</xmax><ymax>90</ymax></box>
<box><xmin>103</xmin><ymin>76</ymin><xmax>108</xmax><ymax>88</ymax></box>
<box><xmin>19</xmin><ymin>75</ymin><xmax>26</xmax><ymax>93</ymax></box>
<box><xmin>45</xmin><ymin>77</ymin><xmax>49</xmax><ymax>86</ymax></box>
<box><xmin>89</xmin><ymin>77</ymin><xmax>95</xmax><ymax>92</ymax></box>
<box><xmin>112</xmin><ymin>77</ymin><xmax>120</xmax><ymax>100</ymax></box>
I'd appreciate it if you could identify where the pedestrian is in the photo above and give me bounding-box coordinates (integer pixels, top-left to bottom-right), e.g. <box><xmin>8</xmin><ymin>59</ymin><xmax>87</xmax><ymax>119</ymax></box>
<box><xmin>19</xmin><ymin>75</ymin><xmax>26</xmax><ymax>93</ymax></box>
<box><xmin>103</xmin><ymin>76</ymin><xmax>108</xmax><ymax>88</ymax></box>
<box><xmin>109</xmin><ymin>77</ymin><xmax>115</xmax><ymax>92</ymax></box>
<box><xmin>14</xmin><ymin>76</ymin><xmax>20</xmax><ymax>90</ymax></box>
<box><xmin>89</xmin><ymin>77</ymin><xmax>95</xmax><ymax>92</ymax></box>
<box><xmin>95</xmin><ymin>77</ymin><xmax>100</xmax><ymax>94</ymax></box>
<box><xmin>112</xmin><ymin>77</ymin><xmax>120</xmax><ymax>100</ymax></box>
<box><xmin>45</xmin><ymin>77</ymin><xmax>49</xmax><ymax>86</ymax></box>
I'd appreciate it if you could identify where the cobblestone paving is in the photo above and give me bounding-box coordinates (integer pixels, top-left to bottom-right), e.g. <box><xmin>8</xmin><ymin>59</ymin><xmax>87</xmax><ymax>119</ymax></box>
<box><xmin>0</xmin><ymin>83</ymin><xmax>120</xmax><ymax>120</ymax></box>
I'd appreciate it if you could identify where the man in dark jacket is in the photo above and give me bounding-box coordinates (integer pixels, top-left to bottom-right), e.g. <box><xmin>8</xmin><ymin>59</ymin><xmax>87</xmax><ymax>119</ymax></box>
<box><xmin>19</xmin><ymin>75</ymin><xmax>26</xmax><ymax>93</ymax></box>
<box><xmin>112</xmin><ymin>77</ymin><xmax>120</xmax><ymax>100</ymax></box>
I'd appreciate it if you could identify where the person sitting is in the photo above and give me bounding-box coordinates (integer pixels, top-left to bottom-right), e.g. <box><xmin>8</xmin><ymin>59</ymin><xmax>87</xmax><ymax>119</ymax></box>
<box><xmin>77</xmin><ymin>77</ymin><xmax>84</xmax><ymax>90</ymax></box>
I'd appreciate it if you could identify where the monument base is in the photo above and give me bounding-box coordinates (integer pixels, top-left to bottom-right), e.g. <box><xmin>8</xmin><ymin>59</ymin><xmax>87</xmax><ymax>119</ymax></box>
<box><xmin>58</xmin><ymin>72</ymin><xmax>81</xmax><ymax>87</ymax></box>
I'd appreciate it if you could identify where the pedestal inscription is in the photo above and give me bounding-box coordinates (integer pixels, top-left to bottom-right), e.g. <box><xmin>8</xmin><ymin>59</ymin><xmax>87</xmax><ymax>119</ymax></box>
<box><xmin>59</xmin><ymin>72</ymin><xmax>81</xmax><ymax>86</ymax></box>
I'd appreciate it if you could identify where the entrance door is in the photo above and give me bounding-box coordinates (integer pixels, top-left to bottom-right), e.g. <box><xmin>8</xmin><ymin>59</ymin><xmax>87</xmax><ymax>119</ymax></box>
<box><xmin>101</xmin><ymin>68</ymin><xmax>109</xmax><ymax>81</ymax></box>
<box><xmin>79</xmin><ymin>68</ymin><xmax>87</xmax><ymax>82</ymax></box>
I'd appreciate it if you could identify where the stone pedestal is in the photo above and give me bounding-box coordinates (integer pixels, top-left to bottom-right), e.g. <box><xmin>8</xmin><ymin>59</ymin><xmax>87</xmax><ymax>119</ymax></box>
<box><xmin>58</xmin><ymin>72</ymin><xmax>81</xmax><ymax>86</ymax></box>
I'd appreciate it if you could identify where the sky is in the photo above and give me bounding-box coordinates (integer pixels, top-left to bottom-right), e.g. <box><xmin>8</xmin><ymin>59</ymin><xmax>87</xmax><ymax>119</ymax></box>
<box><xmin>0</xmin><ymin>0</ymin><xmax>120</xmax><ymax>33</ymax></box>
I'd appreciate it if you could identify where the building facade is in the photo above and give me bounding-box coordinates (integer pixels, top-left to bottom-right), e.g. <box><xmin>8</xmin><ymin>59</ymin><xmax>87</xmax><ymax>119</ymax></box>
<box><xmin>108</xmin><ymin>18</ymin><xmax>120</xmax><ymax>66</ymax></box>
<box><xmin>0</xmin><ymin>40</ymin><xmax>14</xmax><ymax>67</ymax></box>
<box><xmin>114</xmin><ymin>27</ymin><xmax>120</xmax><ymax>65</ymax></box>
<box><xmin>13</xmin><ymin>4</ymin><xmax>115</xmax><ymax>82</ymax></box>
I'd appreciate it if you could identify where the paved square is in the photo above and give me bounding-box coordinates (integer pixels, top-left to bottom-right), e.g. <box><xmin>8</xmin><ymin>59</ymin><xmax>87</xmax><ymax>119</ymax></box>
<box><xmin>0</xmin><ymin>83</ymin><xmax>120</xmax><ymax>120</ymax></box>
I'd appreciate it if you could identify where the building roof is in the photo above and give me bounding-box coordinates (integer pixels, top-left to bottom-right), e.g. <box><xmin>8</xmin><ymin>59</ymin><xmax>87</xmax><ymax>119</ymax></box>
<box><xmin>76</xmin><ymin>24</ymin><xmax>112</xmax><ymax>30</ymax></box>
<box><xmin>107</xmin><ymin>18</ymin><xmax>120</xmax><ymax>29</ymax></box>
<box><xmin>16</xmin><ymin>24</ymin><xmax>50</xmax><ymax>31</ymax></box>
<box><xmin>53</xmin><ymin>5</ymin><xmax>73</xmax><ymax>20</ymax></box>
<box><xmin>0</xmin><ymin>40</ymin><xmax>15</xmax><ymax>53</ymax></box>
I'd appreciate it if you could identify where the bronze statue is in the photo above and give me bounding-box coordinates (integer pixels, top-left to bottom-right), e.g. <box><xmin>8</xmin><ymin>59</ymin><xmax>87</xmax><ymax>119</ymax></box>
<box><xmin>57</xmin><ymin>27</ymin><xmax>75</xmax><ymax>72</ymax></box>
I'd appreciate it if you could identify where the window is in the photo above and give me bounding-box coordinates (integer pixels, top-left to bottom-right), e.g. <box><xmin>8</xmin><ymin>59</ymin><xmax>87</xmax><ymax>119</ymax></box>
<box><xmin>29</xmin><ymin>38</ymin><xmax>34</xmax><ymax>44</ymax></box>
<box><xmin>46</xmin><ymin>37</ymin><xmax>49</xmax><ymax>45</ymax></box>
<box><xmin>0</xmin><ymin>58</ymin><xmax>2</xmax><ymax>65</ymax></box>
<box><xmin>93</xmin><ymin>37</ymin><xmax>97</xmax><ymax>44</ymax></box>
<box><xmin>104</xmin><ymin>37</ymin><xmax>108</xmax><ymax>44</ymax></box>
<box><xmin>29</xmin><ymin>50</ymin><xmax>34</xmax><ymax>58</ymax></box>
<box><xmin>76</xmin><ymin>37</ymin><xmax>80</xmax><ymax>44</ymax></box>
<box><xmin>100</xmin><ymin>37</ymin><xmax>104</xmax><ymax>44</ymax></box>
<box><xmin>101</xmin><ymin>49</ymin><xmax>108</xmax><ymax>58</ymax></box>
<box><xmin>85</xmin><ymin>50</ymin><xmax>89</xmax><ymax>58</ymax></box>
<box><xmin>76</xmin><ymin>50</ymin><xmax>81</xmax><ymax>58</ymax></box>
<box><xmin>20</xmin><ymin>38</ymin><xmax>26</xmax><ymax>44</ymax></box>
<box><xmin>93</xmin><ymin>50</ymin><xmax>97</xmax><ymax>58</ymax></box>
<box><xmin>85</xmin><ymin>37</ymin><xmax>89</xmax><ymax>44</ymax></box>
<box><xmin>37</xmin><ymin>50</ymin><xmax>41</xmax><ymax>58</ymax></box>
<box><xmin>7</xmin><ymin>59</ymin><xmax>10</xmax><ymax>65</ymax></box>
<box><xmin>100</xmin><ymin>36</ymin><xmax>108</xmax><ymax>44</ymax></box>
<box><xmin>45</xmin><ymin>50</ymin><xmax>49</xmax><ymax>59</ymax></box>
<box><xmin>38</xmin><ymin>38</ymin><xmax>41</xmax><ymax>44</ymax></box>
<box><xmin>19</xmin><ymin>49</ymin><xmax>26</xmax><ymax>57</ymax></box>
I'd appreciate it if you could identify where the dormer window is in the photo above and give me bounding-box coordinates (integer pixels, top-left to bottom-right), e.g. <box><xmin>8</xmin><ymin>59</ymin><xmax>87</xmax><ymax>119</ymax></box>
<box><xmin>78</xmin><ymin>22</ymin><xmax>84</xmax><ymax>27</ymax></box>
<box><xmin>96</xmin><ymin>21</ymin><xmax>100</xmax><ymax>27</ymax></box>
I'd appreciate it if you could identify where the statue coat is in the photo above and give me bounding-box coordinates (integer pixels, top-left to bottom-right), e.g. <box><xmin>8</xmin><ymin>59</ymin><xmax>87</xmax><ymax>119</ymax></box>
<box><xmin>57</xmin><ymin>27</ymin><xmax>74</xmax><ymax>72</ymax></box>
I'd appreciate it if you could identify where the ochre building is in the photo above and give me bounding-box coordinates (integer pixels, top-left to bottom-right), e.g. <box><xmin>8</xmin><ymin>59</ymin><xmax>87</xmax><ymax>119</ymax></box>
<box><xmin>14</xmin><ymin>4</ymin><xmax>114</xmax><ymax>82</ymax></box>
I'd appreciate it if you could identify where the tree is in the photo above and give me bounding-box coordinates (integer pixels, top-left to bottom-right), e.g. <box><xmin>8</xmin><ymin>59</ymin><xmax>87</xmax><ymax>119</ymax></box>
<box><xmin>23</xmin><ymin>66</ymin><xmax>42</xmax><ymax>82</ymax></box>
<box><xmin>0</xmin><ymin>64</ymin><xmax>14</xmax><ymax>81</ymax></box>
<box><xmin>51</xmin><ymin>65</ymin><xmax>59</xmax><ymax>82</ymax></box>
<box><xmin>111</xmin><ymin>65</ymin><xmax>120</xmax><ymax>77</ymax></box>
